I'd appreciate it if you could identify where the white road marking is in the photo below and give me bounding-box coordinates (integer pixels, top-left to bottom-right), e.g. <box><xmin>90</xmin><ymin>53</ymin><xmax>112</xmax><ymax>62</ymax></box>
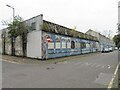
<box><xmin>74</xmin><ymin>62</ymin><xmax>83</xmax><ymax>65</ymax></box>
<box><xmin>101</xmin><ymin>65</ymin><xmax>105</xmax><ymax>68</ymax></box>
<box><xmin>85</xmin><ymin>62</ymin><xmax>91</xmax><ymax>66</ymax></box>
<box><xmin>90</xmin><ymin>63</ymin><xmax>97</xmax><ymax>67</ymax></box>
<box><xmin>107</xmin><ymin>65</ymin><xmax>111</xmax><ymax>69</ymax></box>
<box><xmin>74</xmin><ymin>62</ymin><xmax>114</xmax><ymax>70</ymax></box>
<box><xmin>1</xmin><ymin>59</ymin><xmax>20</xmax><ymax>64</ymax></box>
<box><xmin>96</xmin><ymin>64</ymin><xmax>102</xmax><ymax>68</ymax></box>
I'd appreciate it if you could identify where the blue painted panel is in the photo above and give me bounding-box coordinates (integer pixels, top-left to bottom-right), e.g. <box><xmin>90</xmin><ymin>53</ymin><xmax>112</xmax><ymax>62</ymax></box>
<box><xmin>48</xmin><ymin>52</ymin><xmax>81</xmax><ymax>58</ymax></box>
<box><xmin>44</xmin><ymin>32</ymin><xmax>98</xmax><ymax>59</ymax></box>
<box><xmin>55</xmin><ymin>49</ymin><xmax>62</xmax><ymax>53</ymax></box>
<box><xmin>48</xmin><ymin>49</ymin><xmax>54</xmax><ymax>54</ymax></box>
<box><xmin>61</xmin><ymin>48</ymin><xmax>68</xmax><ymax>53</ymax></box>
<box><xmin>48</xmin><ymin>53</ymin><xmax>69</xmax><ymax>58</ymax></box>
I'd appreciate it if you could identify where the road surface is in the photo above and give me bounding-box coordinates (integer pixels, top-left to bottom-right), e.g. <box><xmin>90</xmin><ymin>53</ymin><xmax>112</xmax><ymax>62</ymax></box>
<box><xmin>2</xmin><ymin>50</ymin><xmax>119</xmax><ymax>88</ymax></box>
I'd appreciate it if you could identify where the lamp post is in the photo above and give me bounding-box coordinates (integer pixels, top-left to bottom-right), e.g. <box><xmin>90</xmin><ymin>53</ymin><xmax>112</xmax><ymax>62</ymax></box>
<box><xmin>6</xmin><ymin>4</ymin><xmax>15</xmax><ymax>56</ymax></box>
<box><xmin>117</xmin><ymin>23</ymin><xmax>120</xmax><ymax>35</ymax></box>
<box><xmin>2</xmin><ymin>31</ymin><xmax>6</xmax><ymax>55</ymax></box>
<box><xmin>6</xmin><ymin>4</ymin><xmax>15</xmax><ymax>21</ymax></box>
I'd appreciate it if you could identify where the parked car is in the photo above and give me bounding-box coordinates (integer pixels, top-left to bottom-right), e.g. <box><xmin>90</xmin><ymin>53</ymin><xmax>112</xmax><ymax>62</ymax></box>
<box><xmin>115</xmin><ymin>47</ymin><xmax>118</xmax><ymax>50</ymax></box>
<box><xmin>109</xmin><ymin>47</ymin><xmax>113</xmax><ymax>52</ymax></box>
<box><xmin>101</xmin><ymin>47</ymin><xmax>110</xmax><ymax>53</ymax></box>
<box><xmin>104</xmin><ymin>48</ymin><xmax>110</xmax><ymax>52</ymax></box>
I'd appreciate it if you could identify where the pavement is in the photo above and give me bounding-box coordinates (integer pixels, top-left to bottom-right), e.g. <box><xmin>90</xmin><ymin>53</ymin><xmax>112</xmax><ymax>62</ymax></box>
<box><xmin>1</xmin><ymin>52</ymin><xmax>101</xmax><ymax>65</ymax></box>
<box><xmin>1</xmin><ymin>50</ymin><xmax>119</xmax><ymax>88</ymax></box>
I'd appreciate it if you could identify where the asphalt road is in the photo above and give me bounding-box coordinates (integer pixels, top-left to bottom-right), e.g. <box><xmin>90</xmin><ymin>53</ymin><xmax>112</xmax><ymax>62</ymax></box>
<box><xmin>2</xmin><ymin>50</ymin><xmax>119</xmax><ymax>88</ymax></box>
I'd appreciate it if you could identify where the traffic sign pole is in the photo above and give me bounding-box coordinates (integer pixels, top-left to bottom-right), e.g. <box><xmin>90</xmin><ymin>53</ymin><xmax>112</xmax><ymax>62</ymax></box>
<box><xmin>46</xmin><ymin>35</ymin><xmax>50</xmax><ymax>60</ymax></box>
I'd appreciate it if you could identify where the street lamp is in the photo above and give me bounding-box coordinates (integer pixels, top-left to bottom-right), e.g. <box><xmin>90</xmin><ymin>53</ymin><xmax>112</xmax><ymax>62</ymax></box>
<box><xmin>6</xmin><ymin>4</ymin><xmax>15</xmax><ymax>56</ymax></box>
<box><xmin>6</xmin><ymin>4</ymin><xmax>15</xmax><ymax>21</ymax></box>
<box><xmin>117</xmin><ymin>23</ymin><xmax>120</xmax><ymax>35</ymax></box>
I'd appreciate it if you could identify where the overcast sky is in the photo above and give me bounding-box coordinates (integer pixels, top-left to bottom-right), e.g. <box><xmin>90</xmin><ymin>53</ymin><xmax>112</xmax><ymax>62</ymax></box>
<box><xmin>0</xmin><ymin>0</ymin><xmax>119</xmax><ymax>37</ymax></box>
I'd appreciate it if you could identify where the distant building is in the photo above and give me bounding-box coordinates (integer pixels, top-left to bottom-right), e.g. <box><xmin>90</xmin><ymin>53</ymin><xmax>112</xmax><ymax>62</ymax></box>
<box><xmin>86</xmin><ymin>29</ymin><xmax>115</xmax><ymax>51</ymax></box>
<box><xmin>0</xmin><ymin>30</ymin><xmax>2</xmax><ymax>54</ymax></box>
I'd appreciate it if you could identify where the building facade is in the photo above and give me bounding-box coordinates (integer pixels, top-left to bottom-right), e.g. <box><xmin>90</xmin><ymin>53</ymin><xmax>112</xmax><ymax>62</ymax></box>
<box><xmin>1</xmin><ymin>14</ymin><xmax>109</xmax><ymax>59</ymax></box>
<box><xmin>86</xmin><ymin>29</ymin><xmax>115</xmax><ymax>51</ymax></box>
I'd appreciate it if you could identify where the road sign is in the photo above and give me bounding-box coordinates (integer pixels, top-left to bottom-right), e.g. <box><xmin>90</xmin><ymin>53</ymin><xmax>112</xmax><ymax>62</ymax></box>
<box><xmin>47</xmin><ymin>36</ymin><xmax>50</xmax><ymax>42</ymax></box>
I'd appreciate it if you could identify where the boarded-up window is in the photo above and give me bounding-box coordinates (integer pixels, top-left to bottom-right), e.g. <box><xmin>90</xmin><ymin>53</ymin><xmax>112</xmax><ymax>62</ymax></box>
<box><xmin>86</xmin><ymin>43</ymin><xmax>90</xmax><ymax>48</ymax></box>
<box><xmin>67</xmin><ymin>38</ymin><xmax>71</xmax><ymax>48</ymax></box>
<box><xmin>93</xmin><ymin>42</ymin><xmax>96</xmax><ymax>48</ymax></box>
<box><xmin>47</xmin><ymin>35</ymin><xmax>54</xmax><ymax>49</ymax></box>
<box><xmin>48</xmin><ymin>42</ymin><xmax>54</xmax><ymax>49</ymax></box>
<box><xmin>81</xmin><ymin>42</ymin><xmax>86</xmax><ymax>48</ymax></box>
<box><xmin>55</xmin><ymin>35</ymin><xmax>61</xmax><ymax>49</ymax></box>
<box><xmin>75</xmin><ymin>41</ymin><xmax>80</xmax><ymax>48</ymax></box>
<box><xmin>61</xmin><ymin>37</ymin><xmax>66</xmax><ymax>48</ymax></box>
<box><xmin>56</xmin><ymin>42</ymin><xmax>60</xmax><ymax>48</ymax></box>
<box><xmin>31</xmin><ymin>22</ymin><xmax>36</xmax><ymax>30</ymax></box>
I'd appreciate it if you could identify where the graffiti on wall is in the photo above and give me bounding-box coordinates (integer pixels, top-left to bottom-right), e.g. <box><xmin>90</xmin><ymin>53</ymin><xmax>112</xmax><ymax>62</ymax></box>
<box><xmin>55</xmin><ymin>35</ymin><xmax>61</xmax><ymax>49</ymax></box>
<box><xmin>42</xmin><ymin>31</ymin><xmax>98</xmax><ymax>58</ymax></box>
